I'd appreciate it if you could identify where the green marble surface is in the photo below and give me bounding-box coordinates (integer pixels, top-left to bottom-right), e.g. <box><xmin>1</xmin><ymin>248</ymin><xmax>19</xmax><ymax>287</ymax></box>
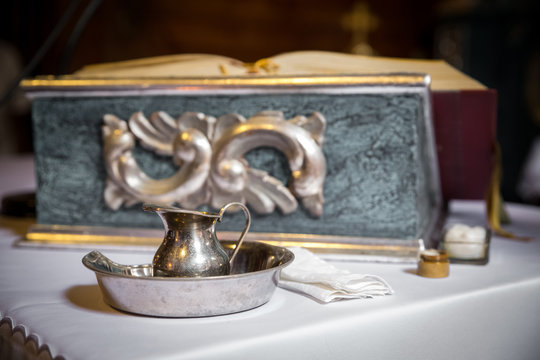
<box><xmin>32</xmin><ymin>92</ymin><xmax>438</xmax><ymax>239</ymax></box>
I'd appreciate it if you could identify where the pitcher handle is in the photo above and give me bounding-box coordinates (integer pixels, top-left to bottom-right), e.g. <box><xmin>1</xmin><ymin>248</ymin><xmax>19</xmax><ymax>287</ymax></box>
<box><xmin>218</xmin><ymin>202</ymin><xmax>251</xmax><ymax>266</ymax></box>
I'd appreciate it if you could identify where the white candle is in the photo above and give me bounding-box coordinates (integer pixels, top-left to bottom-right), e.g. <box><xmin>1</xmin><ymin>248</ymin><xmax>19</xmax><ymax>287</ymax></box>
<box><xmin>443</xmin><ymin>224</ymin><xmax>487</xmax><ymax>259</ymax></box>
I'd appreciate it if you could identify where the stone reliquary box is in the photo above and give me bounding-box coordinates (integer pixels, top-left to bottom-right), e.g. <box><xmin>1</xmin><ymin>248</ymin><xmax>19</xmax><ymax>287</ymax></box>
<box><xmin>21</xmin><ymin>53</ymin><xmax>443</xmax><ymax>261</ymax></box>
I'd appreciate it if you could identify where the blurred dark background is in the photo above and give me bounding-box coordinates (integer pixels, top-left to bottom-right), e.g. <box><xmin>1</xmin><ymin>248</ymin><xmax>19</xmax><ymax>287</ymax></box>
<box><xmin>0</xmin><ymin>0</ymin><xmax>539</xmax><ymax>204</ymax></box>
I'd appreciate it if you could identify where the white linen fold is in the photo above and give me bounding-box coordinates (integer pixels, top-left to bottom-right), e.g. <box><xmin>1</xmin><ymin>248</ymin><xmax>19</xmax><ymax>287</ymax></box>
<box><xmin>279</xmin><ymin>247</ymin><xmax>394</xmax><ymax>303</ymax></box>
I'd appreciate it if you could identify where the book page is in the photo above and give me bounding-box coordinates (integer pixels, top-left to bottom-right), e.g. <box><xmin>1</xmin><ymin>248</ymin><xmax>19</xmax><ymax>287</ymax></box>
<box><xmin>74</xmin><ymin>50</ymin><xmax>486</xmax><ymax>91</ymax></box>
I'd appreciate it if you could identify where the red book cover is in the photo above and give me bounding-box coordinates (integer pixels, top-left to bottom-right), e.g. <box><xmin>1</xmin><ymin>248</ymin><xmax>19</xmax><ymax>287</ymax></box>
<box><xmin>432</xmin><ymin>89</ymin><xmax>497</xmax><ymax>201</ymax></box>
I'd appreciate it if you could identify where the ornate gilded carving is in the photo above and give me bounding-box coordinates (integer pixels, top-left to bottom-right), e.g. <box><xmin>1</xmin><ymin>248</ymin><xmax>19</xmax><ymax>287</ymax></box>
<box><xmin>102</xmin><ymin>110</ymin><xmax>326</xmax><ymax>217</ymax></box>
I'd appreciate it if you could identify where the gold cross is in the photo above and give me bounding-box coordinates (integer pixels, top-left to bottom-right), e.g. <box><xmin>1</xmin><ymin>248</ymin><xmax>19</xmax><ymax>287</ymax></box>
<box><xmin>342</xmin><ymin>2</ymin><xmax>379</xmax><ymax>55</ymax></box>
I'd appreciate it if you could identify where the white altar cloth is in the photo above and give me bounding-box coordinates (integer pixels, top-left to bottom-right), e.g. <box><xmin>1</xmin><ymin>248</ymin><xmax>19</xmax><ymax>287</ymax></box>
<box><xmin>1</xmin><ymin>156</ymin><xmax>540</xmax><ymax>360</ymax></box>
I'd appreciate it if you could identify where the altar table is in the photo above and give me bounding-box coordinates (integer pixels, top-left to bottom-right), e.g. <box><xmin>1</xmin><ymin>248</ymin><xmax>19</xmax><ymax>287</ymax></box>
<box><xmin>1</xmin><ymin>155</ymin><xmax>540</xmax><ymax>360</ymax></box>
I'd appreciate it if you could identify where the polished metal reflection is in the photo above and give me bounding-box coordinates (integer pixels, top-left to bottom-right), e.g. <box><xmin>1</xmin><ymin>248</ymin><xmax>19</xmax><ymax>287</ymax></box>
<box><xmin>145</xmin><ymin>202</ymin><xmax>251</xmax><ymax>277</ymax></box>
<box><xmin>82</xmin><ymin>241</ymin><xmax>294</xmax><ymax>317</ymax></box>
<box><xmin>102</xmin><ymin>110</ymin><xmax>326</xmax><ymax>217</ymax></box>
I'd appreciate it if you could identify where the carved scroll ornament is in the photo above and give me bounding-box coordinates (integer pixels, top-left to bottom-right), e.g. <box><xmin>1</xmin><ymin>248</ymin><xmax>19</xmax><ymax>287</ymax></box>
<box><xmin>102</xmin><ymin>110</ymin><xmax>326</xmax><ymax>217</ymax></box>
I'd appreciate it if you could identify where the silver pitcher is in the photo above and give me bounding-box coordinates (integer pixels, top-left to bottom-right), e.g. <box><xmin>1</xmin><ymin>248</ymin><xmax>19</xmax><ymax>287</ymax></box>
<box><xmin>143</xmin><ymin>202</ymin><xmax>251</xmax><ymax>277</ymax></box>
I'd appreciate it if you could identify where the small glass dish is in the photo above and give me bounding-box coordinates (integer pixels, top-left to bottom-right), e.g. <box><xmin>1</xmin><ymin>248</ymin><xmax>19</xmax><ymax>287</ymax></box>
<box><xmin>440</xmin><ymin>225</ymin><xmax>491</xmax><ymax>265</ymax></box>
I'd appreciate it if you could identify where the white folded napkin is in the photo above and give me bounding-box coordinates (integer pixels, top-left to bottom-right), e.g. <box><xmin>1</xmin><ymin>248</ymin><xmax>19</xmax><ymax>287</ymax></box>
<box><xmin>279</xmin><ymin>247</ymin><xmax>394</xmax><ymax>303</ymax></box>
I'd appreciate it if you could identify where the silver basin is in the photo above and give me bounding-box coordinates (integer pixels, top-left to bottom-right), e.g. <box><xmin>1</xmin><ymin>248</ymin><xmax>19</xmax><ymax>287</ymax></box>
<box><xmin>82</xmin><ymin>241</ymin><xmax>294</xmax><ymax>317</ymax></box>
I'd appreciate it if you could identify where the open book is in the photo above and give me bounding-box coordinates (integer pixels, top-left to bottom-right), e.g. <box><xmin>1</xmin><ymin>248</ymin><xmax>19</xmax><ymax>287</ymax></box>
<box><xmin>74</xmin><ymin>50</ymin><xmax>486</xmax><ymax>91</ymax></box>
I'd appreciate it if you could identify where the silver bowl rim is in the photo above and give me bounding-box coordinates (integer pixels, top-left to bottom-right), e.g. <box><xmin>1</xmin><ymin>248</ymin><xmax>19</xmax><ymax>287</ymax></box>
<box><xmin>82</xmin><ymin>242</ymin><xmax>294</xmax><ymax>281</ymax></box>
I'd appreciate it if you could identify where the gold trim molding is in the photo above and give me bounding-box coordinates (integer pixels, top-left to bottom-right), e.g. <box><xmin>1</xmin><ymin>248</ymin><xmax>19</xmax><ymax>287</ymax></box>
<box><xmin>20</xmin><ymin>224</ymin><xmax>421</xmax><ymax>261</ymax></box>
<box><xmin>21</xmin><ymin>74</ymin><xmax>430</xmax><ymax>93</ymax></box>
